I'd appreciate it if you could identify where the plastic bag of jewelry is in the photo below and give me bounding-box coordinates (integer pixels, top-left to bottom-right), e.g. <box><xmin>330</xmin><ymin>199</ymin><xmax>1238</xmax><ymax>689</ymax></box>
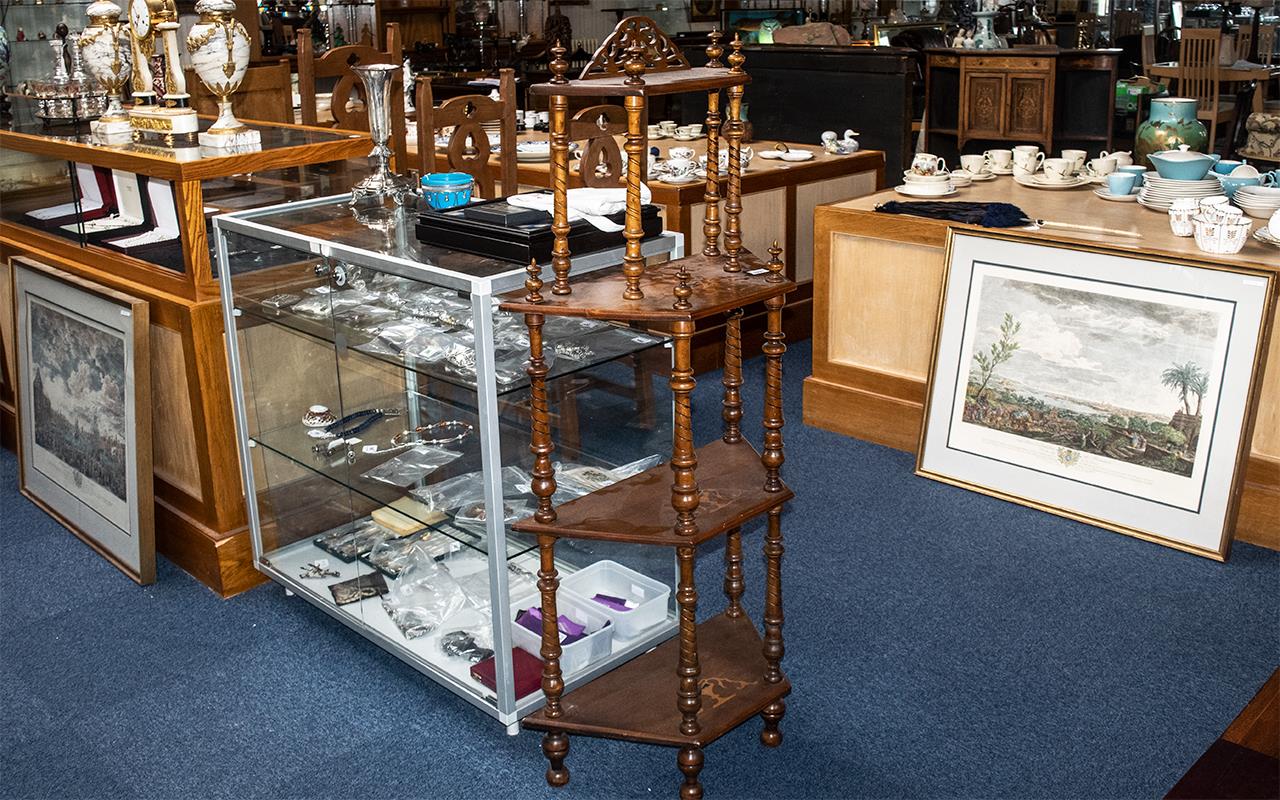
<box><xmin>410</xmin><ymin>466</ymin><xmax>530</xmax><ymax>513</ymax></box>
<box><xmin>543</xmin><ymin>316</ymin><xmax>611</xmax><ymax>340</ymax></box>
<box><xmin>382</xmin><ymin>557</ymin><xmax>469</xmax><ymax>640</ymax></box>
<box><xmin>489</xmin><ymin>348</ymin><xmax>554</xmax><ymax>386</ymax></box>
<box><xmin>558</xmin><ymin>463</ymin><xmax>621</xmax><ymax>492</ymax></box>
<box><xmin>365</xmin><ymin>530</ymin><xmax>461</xmax><ymax>579</ymax></box>
<box><xmin>259</xmin><ymin>293</ymin><xmax>299</xmax><ymax>310</ymax></box>
<box><xmin>291</xmin><ymin>289</ymin><xmax>374</xmax><ymax>317</ymax></box>
<box><xmin>436</xmin><ymin>609</ymin><xmax>494</xmax><ymax>664</ymax></box>
<box><xmin>357</xmin><ymin>319</ymin><xmax>432</xmax><ymax>356</ymax></box>
<box><xmin>333</xmin><ymin>303</ymin><xmax>399</xmax><ymax>329</ymax></box>
<box><xmin>314</xmin><ymin>519</ymin><xmax>396</xmax><ymax>562</ymax></box>
<box><xmin>367</xmin><ymin>274</ymin><xmax>422</xmax><ymax>308</ymax></box>
<box><xmin>361</xmin><ymin>445</ymin><xmax>462</xmax><ymax>488</ymax></box>
<box><xmin>453</xmin><ymin>499</ymin><xmax>533</xmax><ymax>528</ymax></box>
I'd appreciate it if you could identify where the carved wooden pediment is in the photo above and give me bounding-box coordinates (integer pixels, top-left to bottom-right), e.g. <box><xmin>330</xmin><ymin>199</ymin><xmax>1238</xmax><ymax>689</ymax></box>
<box><xmin>578</xmin><ymin>16</ymin><xmax>690</xmax><ymax>80</ymax></box>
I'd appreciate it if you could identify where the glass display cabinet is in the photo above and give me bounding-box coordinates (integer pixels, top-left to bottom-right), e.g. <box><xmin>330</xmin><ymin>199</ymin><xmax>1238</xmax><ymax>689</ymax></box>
<box><xmin>214</xmin><ymin>195</ymin><xmax>684</xmax><ymax>731</ymax></box>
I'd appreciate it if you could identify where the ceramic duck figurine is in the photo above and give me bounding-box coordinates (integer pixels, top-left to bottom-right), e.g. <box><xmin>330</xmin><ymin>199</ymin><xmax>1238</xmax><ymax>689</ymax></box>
<box><xmin>839</xmin><ymin>129</ymin><xmax>860</xmax><ymax>153</ymax></box>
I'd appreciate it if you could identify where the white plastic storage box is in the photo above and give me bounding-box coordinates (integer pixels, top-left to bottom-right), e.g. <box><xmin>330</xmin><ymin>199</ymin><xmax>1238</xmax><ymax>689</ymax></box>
<box><xmin>559</xmin><ymin>560</ymin><xmax>671</xmax><ymax>640</ymax></box>
<box><xmin>510</xmin><ymin>593</ymin><xmax>614</xmax><ymax>676</ymax></box>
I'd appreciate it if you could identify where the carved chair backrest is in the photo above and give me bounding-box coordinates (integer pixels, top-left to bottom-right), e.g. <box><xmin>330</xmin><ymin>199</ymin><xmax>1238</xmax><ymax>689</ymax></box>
<box><xmin>576</xmin><ymin>15</ymin><xmax>691</xmax><ymax>80</ymax></box>
<box><xmin>1260</xmin><ymin>25</ymin><xmax>1277</xmax><ymax>66</ymax></box>
<box><xmin>1178</xmin><ymin>28</ymin><xmax>1221</xmax><ymax>111</ymax></box>
<box><xmin>570</xmin><ymin>104</ymin><xmax>627</xmax><ymax>188</ymax></box>
<box><xmin>296</xmin><ymin>23</ymin><xmax>407</xmax><ymax>167</ymax></box>
<box><xmin>185</xmin><ymin>60</ymin><xmax>293</xmax><ymax>124</ymax></box>
<box><xmin>416</xmin><ymin>68</ymin><xmax>518</xmax><ymax>199</ymax></box>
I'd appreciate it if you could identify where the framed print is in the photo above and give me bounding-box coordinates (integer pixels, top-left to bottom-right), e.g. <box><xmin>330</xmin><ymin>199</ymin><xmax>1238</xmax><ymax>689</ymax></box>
<box><xmin>917</xmin><ymin>230</ymin><xmax>1275</xmax><ymax>560</ymax></box>
<box><xmin>13</xmin><ymin>257</ymin><xmax>155</xmax><ymax>583</ymax></box>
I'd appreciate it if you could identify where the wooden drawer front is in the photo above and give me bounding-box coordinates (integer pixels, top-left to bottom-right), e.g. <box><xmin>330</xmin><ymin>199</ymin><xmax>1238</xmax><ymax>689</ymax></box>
<box><xmin>967</xmin><ymin>56</ymin><xmax>1052</xmax><ymax>72</ymax></box>
<box><xmin>1007</xmin><ymin>76</ymin><xmax>1049</xmax><ymax>138</ymax></box>
<box><xmin>964</xmin><ymin>74</ymin><xmax>1006</xmax><ymax>138</ymax></box>
<box><xmin>930</xmin><ymin>54</ymin><xmax>960</xmax><ymax>68</ymax></box>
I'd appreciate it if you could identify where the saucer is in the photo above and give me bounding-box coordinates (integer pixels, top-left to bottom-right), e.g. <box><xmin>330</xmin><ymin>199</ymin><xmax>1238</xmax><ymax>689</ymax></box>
<box><xmin>963</xmin><ymin>171</ymin><xmax>998</xmax><ymax>181</ymax></box>
<box><xmin>672</xmin><ymin>134</ymin><xmax>702</xmax><ymax>141</ymax></box>
<box><xmin>1015</xmin><ymin>174</ymin><xmax>1090</xmax><ymax>190</ymax></box>
<box><xmin>989</xmin><ymin>165</ymin><xmax>1015</xmax><ymax>175</ymax></box>
<box><xmin>895</xmin><ymin>183</ymin><xmax>957</xmax><ymax>198</ymax></box>
<box><xmin>1093</xmin><ymin>187</ymin><xmax>1138</xmax><ymax>202</ymax></box>
<box><xmin>1254</xmin><ymin>227</ymin><xmax>1280</xmax><ymax>248</ymax></box>
<box><xmin>661</xmin><ymin>174</ymin><xmax>701</xmax><ymax>185</ymax></box>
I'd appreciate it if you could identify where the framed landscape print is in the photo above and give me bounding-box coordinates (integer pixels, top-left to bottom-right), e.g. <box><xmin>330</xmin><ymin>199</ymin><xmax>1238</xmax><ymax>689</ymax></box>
<box><xmin>917</xmin><ymin>230</ymin><xmax>1275</xmax><ymax>560</ymax></box>
<box><xmin>13</xmin><ymin>258</ymin><xmax>155</xmax><ymax>583</ymax></box>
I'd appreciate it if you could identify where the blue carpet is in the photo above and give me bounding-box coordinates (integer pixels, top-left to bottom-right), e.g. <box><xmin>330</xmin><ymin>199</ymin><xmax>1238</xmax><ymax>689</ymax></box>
<box><xmin>2</xmin><ymin>339</ymin><xmax>1277</xmax><ymax>799</ymax></box>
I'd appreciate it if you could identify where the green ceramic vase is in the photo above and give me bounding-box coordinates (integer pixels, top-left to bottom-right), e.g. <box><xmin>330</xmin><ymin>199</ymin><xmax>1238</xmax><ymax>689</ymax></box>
<box><xmin>1135</xmin><ymin>97</ymin><xmax>1209</xmax><ymax>168</ymax></box>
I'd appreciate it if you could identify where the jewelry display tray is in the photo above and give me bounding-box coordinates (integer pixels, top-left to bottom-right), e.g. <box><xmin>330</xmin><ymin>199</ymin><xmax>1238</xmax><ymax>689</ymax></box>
<box><xmin>415</xmin><ymin>192</ymin><xmax>664</xmax><ymax>265</ymax></box>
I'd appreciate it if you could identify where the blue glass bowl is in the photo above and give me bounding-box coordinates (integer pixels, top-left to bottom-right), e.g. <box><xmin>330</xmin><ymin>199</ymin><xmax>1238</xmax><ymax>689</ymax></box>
<box><xmin>422</xmin><ymin>172</ymin><xmax>474</xmax><ymax>210</ymax></box>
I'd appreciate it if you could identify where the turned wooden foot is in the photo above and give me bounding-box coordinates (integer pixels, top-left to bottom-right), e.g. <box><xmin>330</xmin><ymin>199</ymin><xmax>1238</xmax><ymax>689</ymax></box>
<box><xmin>678</xmin><ymin>746</ymin><xmax>704</xmax><ymax>800</ymax></box>
<box><xmin>760</xmin><ymin>699</ymin><xmax>785</xmax><ymax>747</ymax></box>
<box><xmin>543</xmin><ymin>732</ymin><xmax>570</xmax><ymax>787</ymax></box>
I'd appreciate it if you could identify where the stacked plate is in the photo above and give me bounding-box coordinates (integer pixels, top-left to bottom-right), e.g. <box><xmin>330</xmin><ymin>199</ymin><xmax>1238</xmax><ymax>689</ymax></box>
<box><xmin>1233</xmin><ymin>186</ymin><xmax>1280</xmax><ymax>219</ymax></box>
<box><xmin>1137</xmin><ymin>173</ymin><xmax>1223</xmax><ymax>211</ymax></box>
<box><xmin>895</xmin><ymin>171</ymin><xmax>956</xmax><ymax>197</ymax></box>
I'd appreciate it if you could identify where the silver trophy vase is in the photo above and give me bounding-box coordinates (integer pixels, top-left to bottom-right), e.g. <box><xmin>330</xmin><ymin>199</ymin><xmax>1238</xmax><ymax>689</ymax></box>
<box><xmin>350</xmin><ymin>62</ymin><xmax>415</xmax><ymax>207</ymax></box>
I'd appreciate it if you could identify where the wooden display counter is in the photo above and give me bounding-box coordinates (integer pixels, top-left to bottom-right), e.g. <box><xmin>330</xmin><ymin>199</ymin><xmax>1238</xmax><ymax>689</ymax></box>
<box><xmin>0</xmin><ymin>107</ymin><xmax>370</xmax><ymax>595</ymax></box>
<box><xmin>805</xmin><ymin>181</ymin><xmax>1280</xmax><ymax>550</ymax></box>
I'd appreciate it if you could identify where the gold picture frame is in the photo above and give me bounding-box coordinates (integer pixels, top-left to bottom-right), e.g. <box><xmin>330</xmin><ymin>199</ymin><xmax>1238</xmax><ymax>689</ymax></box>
<box><xmin>916</xmin><ymin>229</ymin><xmax>1276</xmax><ymax>561</ymax></box>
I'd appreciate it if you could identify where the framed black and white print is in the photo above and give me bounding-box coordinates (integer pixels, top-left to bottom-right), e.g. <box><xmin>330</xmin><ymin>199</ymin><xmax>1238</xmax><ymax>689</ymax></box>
<box><xmin>13</xmin><ymin>257</ymin><xmax>155</xmax><ymax>583</ymax></box>
<box><xmin>917</xmin><ymin>230</ymin><xmax>1276</xmax><ymax>560</ymax></box>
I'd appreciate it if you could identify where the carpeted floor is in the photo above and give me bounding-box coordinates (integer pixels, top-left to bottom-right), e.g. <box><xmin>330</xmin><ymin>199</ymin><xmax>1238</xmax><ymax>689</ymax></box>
<box><xmin>1</xmin><ymin>340</ymin><xmax>1277</xmax><ymax>800</ymax></box>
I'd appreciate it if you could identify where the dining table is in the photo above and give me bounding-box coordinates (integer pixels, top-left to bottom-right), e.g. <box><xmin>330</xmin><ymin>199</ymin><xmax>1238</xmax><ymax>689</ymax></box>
<box><xmin>1146</xmin><ymin>61</ymin><xmax>1280</xmax><ymax>113</ymax></box>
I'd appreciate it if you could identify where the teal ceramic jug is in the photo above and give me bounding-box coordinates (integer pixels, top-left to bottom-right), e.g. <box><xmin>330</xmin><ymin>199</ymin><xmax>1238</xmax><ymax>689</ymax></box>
<box><xmin>1135</xmin><ymin>97</ymin><xmax>1209</xmax><ymax>168</ymax></box>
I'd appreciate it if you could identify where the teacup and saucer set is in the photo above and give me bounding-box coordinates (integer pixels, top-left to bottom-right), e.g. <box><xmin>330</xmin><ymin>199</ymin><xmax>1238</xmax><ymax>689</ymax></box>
<box><xmin>1013</xmin><ymin>148</ymin><xmax>1091</xmax><ymax>189</ymax></box>
<box><xmin>896</xmin><ymin>153</ymin><xmax>957</xmax><ymax>197</ymax></box>
<box><xmin>653</xmin><ymin>148</ymin><xmax>701</xmax><ymax>184</ymax></box>
<box><xmin>1094</xmin><ymin>170</ymin><xmax>1141</xmax><ymax>202</ymax></box>
<box><xmin>672</xmin><ymin>123</ymin><xmax>704</xmax><ymax>141</ymax></box>
<box><xmin>955</xmin><ymin>153</ymin><xmax>998</xmax><ymax>182</ymax></box>
<box><xmin>984</xmin><ymin>148</ymin><xmax>1015</xmax><ymax>175</ymax></box>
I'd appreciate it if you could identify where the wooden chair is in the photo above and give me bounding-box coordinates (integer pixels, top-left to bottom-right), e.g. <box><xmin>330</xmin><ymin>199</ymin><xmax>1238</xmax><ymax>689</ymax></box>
<box><xmin>184</xmin><ymin>60</ymin><xmax>293</xmax><ymax>125</ymax></box>
<box><xmin>296</xmin><ymin>23</ymin><xmax>408</xmax><ymax>170</ymax></box>
<box><xmin>415</xmin><ymin>68</ymin><xmax>518</xmax><ymax>199</ymax></box>
<box><xmin>570</xmin><ymin>104</ymin><xmax>627</xmax><ymax>188</ymax></box>
<box><xmin>1260</xmin><ymin>24</ymin><xmax>1277</xmax><ymax>66</ymax></box>
<box><xmin>1226</xmin><ymin>81</ymin><xmax>1258</xmax><ymax>159</ymax></box>
<box><xmin>1179</xmin><ymin>28</ymin><xmax>1234</xmax><ymax>150</ymax></box>
<box><xmin>1141</xmin><ymin>24</ymin><xmax>1156</xmax><ymax>74</ymax></box>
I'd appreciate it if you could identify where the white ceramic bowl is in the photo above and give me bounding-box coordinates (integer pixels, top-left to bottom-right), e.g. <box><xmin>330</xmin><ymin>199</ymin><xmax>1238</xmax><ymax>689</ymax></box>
<box><xmin>1168</xmin><ymin>204</ymin><xmax>1197</xmax><ymax>236</ymax></box>
<box><xmin>1192</xmin><ymin>215</ymin><xmax>1252</xmax><ymax>254</ymax></box>
<box><xmin>902</xmin><ymin>172</ymin><xmax>951</xmax><ymax>184</ymax></box>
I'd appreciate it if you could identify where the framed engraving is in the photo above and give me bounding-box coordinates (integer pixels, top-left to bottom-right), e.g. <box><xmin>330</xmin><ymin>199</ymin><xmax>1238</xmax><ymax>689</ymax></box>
<box><xmin>13</xmin><ymin>257</ymin><xmax>154</xmax><ymax>582</ymax></box>
<box><xmin>917</xmin><ymin>230</ymin><xmax>1275</xmax><ymax>560</ymax></box>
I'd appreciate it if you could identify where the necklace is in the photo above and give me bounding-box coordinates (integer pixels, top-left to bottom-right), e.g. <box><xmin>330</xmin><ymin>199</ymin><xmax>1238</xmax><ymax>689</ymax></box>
<box><xmin>360</xmin><ymin>420</ymin><xmax>475</xmax><ymax>456</ymax></box>
<box><xmin>307</xmin><ymin>407</ymin><xmax>402</xmax><ymax>440</ymax></box>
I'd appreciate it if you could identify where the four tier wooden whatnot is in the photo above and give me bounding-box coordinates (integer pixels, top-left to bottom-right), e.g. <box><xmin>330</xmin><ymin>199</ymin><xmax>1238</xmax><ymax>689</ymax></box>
<box><xmin>500</xmin><ymin>18</ymin><xmax>796</xmax><ymax>799</ymax></box>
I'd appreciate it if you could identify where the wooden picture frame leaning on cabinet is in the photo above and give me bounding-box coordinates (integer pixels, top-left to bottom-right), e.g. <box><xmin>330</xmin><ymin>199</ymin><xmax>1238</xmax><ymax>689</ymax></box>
<box><xmin>12</xmin><ymin>257</ymin><xmax>155</xmax><ymax>583</ymax></box>
<box><xmin>916</xmin><ymin>229</ymin><xmax>1276</xmax><ymax>561</ymax></box>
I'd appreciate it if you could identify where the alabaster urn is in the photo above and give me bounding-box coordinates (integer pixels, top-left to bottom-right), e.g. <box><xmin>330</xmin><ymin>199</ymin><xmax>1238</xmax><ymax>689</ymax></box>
<box><xmin>79</xmin><ymin>1</ymin><xmax>132</xmax><ymax>124</ymax></box>
<box><xmin>186</xmin><ymin>0</ymin><xmax>258</xmax><ymax>145</ymax></box>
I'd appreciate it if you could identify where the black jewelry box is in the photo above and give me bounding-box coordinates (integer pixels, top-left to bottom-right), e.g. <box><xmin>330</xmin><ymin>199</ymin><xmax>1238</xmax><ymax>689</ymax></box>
<box><xmin>415</xmin><ymin>191</ymin><xmax>664</xmax><ymax>265</ymax></box>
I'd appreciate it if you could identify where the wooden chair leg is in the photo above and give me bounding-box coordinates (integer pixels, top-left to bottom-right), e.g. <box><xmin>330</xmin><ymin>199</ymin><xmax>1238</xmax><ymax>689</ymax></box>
<box><xmin>678</xmin><ymin>745</ymin><xmax>704</xmax><ymax>800</ymax></box>
<box><xmin>761</xmin><ymin>699</ymin><xmax>786</xmax><ymax>747</ymax></box>
<box><xmin>543</xmin><ymin>732</ymin><xmax>570</xmax><ymax>787</ymax></box>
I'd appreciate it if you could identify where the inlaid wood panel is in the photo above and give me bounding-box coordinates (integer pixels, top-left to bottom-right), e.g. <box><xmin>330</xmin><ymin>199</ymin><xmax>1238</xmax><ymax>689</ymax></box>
<box><xmin>151</xmin><ymin>324</ymin><xmax>203</xmax><ymax>499</ymax></box>
<box><xmin>1007</xmin><ymin>76</ymin><xmax>1051</xmax><ymax>139</ymax></box>
<box><xmin>964</xmin><ymin>75</ymin><xmax>1005</xmax><ymax>139</ymax></box>
<box><xmin>826</xmin><ymin>235</ymin><xmax>941</xmax><ymax>380</ymax></box>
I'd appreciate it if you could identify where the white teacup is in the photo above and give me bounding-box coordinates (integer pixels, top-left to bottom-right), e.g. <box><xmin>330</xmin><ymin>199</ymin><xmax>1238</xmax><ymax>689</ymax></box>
<box><xmin>659</xmin><ymin>119</ymin><xmax>678</xmax><ymax>134</ymax></box>
<box><xmin>986</xmin><ymin>148</ymin><xmax>1013</xmax><ymax>168</ymax></box>
<box><xmin>1101</xmin><ymin>150</ymin><xmax>1133</xmax><ymax>167</ymax></box>
<box><xmin>911</xmin><ymin>153</ymin><xmax>947</xmax><ymax>175</ymax></box>
<box><xmin>1198</xmin><ymin>196</ymin><xmax>1232</xmax><ymax>220</ymax></box>
<box><xmin>960</xmin><ymin>154</ymin><xmax>991</xmax><ymax>175</ymax></box>
<box><xmin>1013</xmin><ymin>145</ymin><xmax>1040</xmax><ymax>156</ymax></box>
<box><xmin>1086</xmin><ymin>156</ymin><xmax>1117</xmax><ymax>177</ymax></box>
<box><xmin>1061</xmin><ymin>149</ymin><xmax>1087</xmax><ymax>172</ymax></box>
<box><xmin>1042</xmin><ymin>158</ymin><xmax>1074</xmax><ymax>182</ymax></box>
<box><xmin>1012</xmin><ymin>150</ymin><xmax>1044</xmax><ymax>176</ymax></box>
<box><xmin>647</xmin><ymin>125</ymin><xmax>663</xmax><ymax>138</ymax></box>
<box><xmin>669</xmin><ymin>146</ymin><xmax>696</xmax><ymax>161</ymax></box>
<box><xmin>683</xmin><ymin>124</ymin><xmax>704</xmax><ymax>136</ymax></box>
<box><xmin>665</xmin><ymin>158</ymin><xmax>697</xmax><ymax>179</ymax></box>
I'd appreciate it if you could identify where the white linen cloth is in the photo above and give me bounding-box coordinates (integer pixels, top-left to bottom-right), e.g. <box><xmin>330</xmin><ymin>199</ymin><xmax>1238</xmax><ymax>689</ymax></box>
<box><xmin>506</xmin><ymin>185</ymin><xmax>652</xmax><ymax>232</ymax></box>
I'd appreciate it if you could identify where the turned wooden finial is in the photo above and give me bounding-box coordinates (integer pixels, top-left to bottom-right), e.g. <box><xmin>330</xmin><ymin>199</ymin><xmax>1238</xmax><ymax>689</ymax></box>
<box><xmin>673</xmin><ymin>264</ymin><xmax>693</xmax><ymax>310</ymax></box>
<box><xmin>623</xmin><ymin>42</ymin><xmax>647</xmax><ymax>85</ymax></box>
<box><xmin>766</xmin><ymin>240</ymin><xmax>784</xmax><ymax>283</ymax></box>
<box><xmin>525</xmin><ymin>258</ymin><xmax>544</xmax><ymax>302</ymax></box>
<box><xmin>549</xmin><ymin>41</ymin><xmax>569</xmax><ymax>83</ymax></box>
<box><xmin>728</xmin><ymin>34</ymin><xmax>745</xmax><ymax>73</ymax></box>
<box><xmin>706</xmin><ymin>29</ymin><xmax>724</xmax><ymax>68</ymax></box>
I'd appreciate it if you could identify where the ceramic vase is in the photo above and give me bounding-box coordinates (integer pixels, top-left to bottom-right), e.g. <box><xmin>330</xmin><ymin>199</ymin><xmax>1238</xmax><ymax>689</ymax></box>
<box><xmin>80</xmin><ymin>2</ymin><xmax>132</xmax><ymax>122</ymax></box>
<box><xmin>1135</xmin><ymin>97</ymin><xmax>1209</xmax><ymax>168</ymax></box>
<box><xmin>186</xmin><ymin>0</ymin><xmax>250</xmax><ymax>134</ymax></box>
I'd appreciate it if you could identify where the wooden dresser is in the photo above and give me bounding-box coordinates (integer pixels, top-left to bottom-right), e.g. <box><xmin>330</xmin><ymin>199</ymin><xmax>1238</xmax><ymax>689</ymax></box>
<box><xmin>925</xmin><ymin>47</ymin><xmax>1121</xmax><ymax>162</ymax></box>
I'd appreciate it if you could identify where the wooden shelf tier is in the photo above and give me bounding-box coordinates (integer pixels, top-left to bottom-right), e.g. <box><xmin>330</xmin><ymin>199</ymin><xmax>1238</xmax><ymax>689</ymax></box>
<box><xmin>523</xmin><ymin>613</ymin><xmax>790</xmax><ymax>748</ymax></box>
<box><xmin>512</xmin><ymin>439</ymin><xmax>791</xmax><ymax>546</ymax></box>
<box><xmin>528</xmin><ymin>67</ymin><xmax>750</xmax><ymax>98</ymax></box>
<box><xmin>500</xmin><ymin>250</ymin><xmax>796</xmax><ymax>323</ymax></box>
